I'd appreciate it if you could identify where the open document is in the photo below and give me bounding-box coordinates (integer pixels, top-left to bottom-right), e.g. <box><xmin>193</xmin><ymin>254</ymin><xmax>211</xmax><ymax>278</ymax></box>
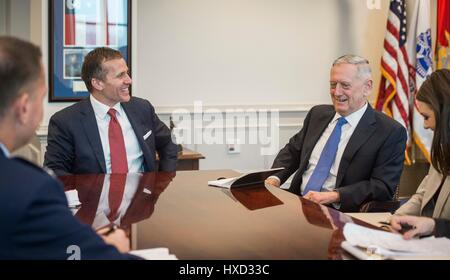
<box><xmin>341</xmin><ymin>223</ymin><xmax>450</xmax><ymax>260</ymax></box>
<box><xmin>208</xmin><ymin>167</ymin><xmax>284</xmax><ymax>188</ymax></box>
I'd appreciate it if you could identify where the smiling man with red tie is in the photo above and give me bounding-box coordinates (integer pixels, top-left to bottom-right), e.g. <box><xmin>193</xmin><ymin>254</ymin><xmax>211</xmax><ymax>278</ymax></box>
<box><xmin>0</xmin><ymin>36</ymin><xmax>141</xmax><ymax>259</ymax></box>
<box><xmin>44</xmin><ymin>47</ymin><xmax>178</xmax><ymax>176</ymax></box>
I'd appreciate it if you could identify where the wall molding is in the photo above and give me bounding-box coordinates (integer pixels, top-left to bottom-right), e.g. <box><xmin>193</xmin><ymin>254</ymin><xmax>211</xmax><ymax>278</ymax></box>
<box><xmin>153</xmin><ymin>103</ymin><xmax>316</xmax><ymax>115</ymax></box>
<box><xmin>37</xmin><ymin>107</ymin><xmax>309</xmax><ymax>136</ymax></box>
<box><xmin>35</xmin><ymin>106</ymin><xmax>310</xmax><ymax>166</ymax></box>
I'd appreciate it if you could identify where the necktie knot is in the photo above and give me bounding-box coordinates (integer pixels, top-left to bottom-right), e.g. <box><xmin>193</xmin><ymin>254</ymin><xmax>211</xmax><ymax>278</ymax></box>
<box><xmin>336</xmin><ymin>117</ymin><xmax>347</xmax><ymax>128</ymax></box>
<box><xmin>108</xmin><ymin>108</ymin><xmax>117</xmax><ymax>120</ymax></box>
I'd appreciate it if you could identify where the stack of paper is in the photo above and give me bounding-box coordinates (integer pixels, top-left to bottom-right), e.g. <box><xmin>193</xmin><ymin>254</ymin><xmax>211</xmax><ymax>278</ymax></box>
<box><xmin>130</xmin><ymin>248</ymin><xmax>177</xmax><ymax>260</ymax></box>
<box><xmin>342</xmin><ymin>223</ymin><xmax>450</xmax><ymax>260</ymax></box>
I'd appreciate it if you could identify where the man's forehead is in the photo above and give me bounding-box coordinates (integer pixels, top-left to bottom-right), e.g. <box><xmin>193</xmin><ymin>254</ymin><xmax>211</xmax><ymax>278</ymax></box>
<box><xmin>102</xmin><ymin>58</ymin><xmax>128</xmax><ymax>72</ymax></box>
<box><xmin>330</xmin><ymin>65</ymin><xmax>359</xmax><ymax>79</ymax></box>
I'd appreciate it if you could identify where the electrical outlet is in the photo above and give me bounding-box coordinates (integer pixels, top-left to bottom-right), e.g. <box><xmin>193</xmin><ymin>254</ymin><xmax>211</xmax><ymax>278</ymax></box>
<box><xmin>227</xmin><ymin>140</ymin><xmax>240</xmax><ymax>154</ymax></box>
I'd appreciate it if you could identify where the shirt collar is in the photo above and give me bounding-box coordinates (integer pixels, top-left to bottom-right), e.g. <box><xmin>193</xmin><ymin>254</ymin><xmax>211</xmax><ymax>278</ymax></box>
<box><xmin>332</xmin><ymin>102</ymin><xmax>368</xmax><ymax>127</ymax></box>
<box><xmin>90</xmin><ymin>95</ymin><xmax>124</xmax><ymax>120</ymax></box>
<box><xmin>0</xmin><ymin>142</ymin><xmax>10</xmax><ymax>158</ymax></box>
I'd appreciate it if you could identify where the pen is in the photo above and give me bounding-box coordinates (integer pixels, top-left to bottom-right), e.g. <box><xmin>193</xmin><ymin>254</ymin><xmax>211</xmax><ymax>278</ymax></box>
<box><xmin>102</xmin><ymin>224</ymin><xmax>118</xmax><ymax>236</ymax></box>
<box><xmin>379</xmin><ymin>221</ymin><xmax>416</xmax><ymax>234</ymax></box>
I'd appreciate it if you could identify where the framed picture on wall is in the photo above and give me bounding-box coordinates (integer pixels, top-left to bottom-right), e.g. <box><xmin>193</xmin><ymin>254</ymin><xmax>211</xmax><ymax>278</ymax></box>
<box><xmin>49</xmin><ymin>0</ymin><xmax>131</xmax><ymax>102</ymax></box>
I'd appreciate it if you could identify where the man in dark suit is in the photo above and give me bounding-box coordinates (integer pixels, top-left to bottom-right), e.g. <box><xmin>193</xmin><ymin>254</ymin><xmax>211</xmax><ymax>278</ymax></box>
<box><xmin>0</xmin><ymin>36</ymin><xmax>139</xmax><ymax>259</ymax></box>
<box><xmin>266</xmin><ymin>55</ymin><xmax>407</xmax><ymax>212</ymax></box>
<box><xmin>44</xmin><ymin>47</ymin><xmax>178</xmax><ymax>176</ymax></box>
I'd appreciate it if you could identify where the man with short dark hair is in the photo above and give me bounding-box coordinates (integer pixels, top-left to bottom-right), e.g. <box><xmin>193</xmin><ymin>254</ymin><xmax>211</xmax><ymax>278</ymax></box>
<box><xmin>266</xmin><ymin>55</ymin><xmax>407</xmax><ymax>212</ymax></box>
<box><xmin>44</xmin><ymin>47</ymin><xmax>177</xmax><ymax>175</ymax></box>
<box><xmin>0</xmin><ymin>36</ymin><xmax>139</xmax><ymax>259</ymax></box>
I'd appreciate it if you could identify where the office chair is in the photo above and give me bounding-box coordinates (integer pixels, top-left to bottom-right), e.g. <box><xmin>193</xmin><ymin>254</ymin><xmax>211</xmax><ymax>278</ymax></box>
<box><xmin>359</xmin><ymin>185</ymin><xmax>408</xmax><ymax>213</ymax></box>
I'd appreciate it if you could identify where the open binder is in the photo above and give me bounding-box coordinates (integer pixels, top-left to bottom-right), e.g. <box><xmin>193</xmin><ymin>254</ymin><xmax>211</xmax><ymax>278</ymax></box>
<box><xmin>208</xmin><ymin>167</ymin><xmax>284</xmax><ymax>189</ymax></box>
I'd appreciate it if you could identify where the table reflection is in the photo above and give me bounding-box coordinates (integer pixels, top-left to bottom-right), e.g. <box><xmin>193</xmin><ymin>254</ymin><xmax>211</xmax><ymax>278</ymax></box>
<box><xmin>226</xmin><ymin>185</ymin><xmax>284</xmax><ymax>210</ymax></box>
<box><xmin>300</xmin><ymin>197</ymin><xmax>353</xmax><ymax>230</ymax></box>
<box><xmin>59</xmin><ymin>172</ymin><xmax>176</xmax><ymax>229</ymax></box>
<box><xmin>299</xmin><ymin>198</ymin><xmax>356</xmax><ymax>259</ymax></box>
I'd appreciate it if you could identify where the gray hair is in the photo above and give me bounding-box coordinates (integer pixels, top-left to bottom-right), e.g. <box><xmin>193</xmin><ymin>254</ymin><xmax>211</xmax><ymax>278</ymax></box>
<box><xmin>332</xmin><ymin>54</ymin><xmax>372</xmax><ymax>80</ymax></box>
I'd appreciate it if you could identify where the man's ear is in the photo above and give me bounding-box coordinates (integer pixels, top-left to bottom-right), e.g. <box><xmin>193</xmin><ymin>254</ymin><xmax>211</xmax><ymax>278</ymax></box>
<box><xmin>13</xmin><ymin>92</ymin><xmax>31</xmax><ymax>125</ymax></box>
<box><xmin>364</xmin><ymin>79</ymin><xmax>373</xmax><ymax>96</ymax></box>
<box><xmin>91</xmin><ymin>78</ymin><xmax>104</xmax><ymax>91</ymax></box>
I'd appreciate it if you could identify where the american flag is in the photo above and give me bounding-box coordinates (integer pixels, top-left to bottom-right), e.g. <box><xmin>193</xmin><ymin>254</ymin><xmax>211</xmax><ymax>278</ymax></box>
<box><xmin>64</xmin><ymin>0</ymin><xmax>116</xmax><ymax>47</ymax></box>
<box><xmin>64</xmin><ymin>0</ymin><xmax>77</xmax><ymax>46</ymax></box>
<box><xmin>375</xmin><ymin>0</ymin><xmax>411</xmax><ymax>163</ymax></box>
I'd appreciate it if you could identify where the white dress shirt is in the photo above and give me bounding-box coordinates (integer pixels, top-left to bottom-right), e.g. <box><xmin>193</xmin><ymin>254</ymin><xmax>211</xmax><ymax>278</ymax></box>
<box><xmin>90</xmin><ymin>95</ymin><xmax>144</xmax><ymax>174</ymax></box>
<box><xmin>0</xmin><ymin>142</ymin><xmax>10</xmax><ymax>158</ymax></box>
<box><xmin>300</xmin><ymin>103</ymin><xmax>368</xmax><ymax>193</ymax></box>
<box><xmin>269</xmin><ymin>103</ymin><xmax>368</xmax><ymax>193</ymax></box>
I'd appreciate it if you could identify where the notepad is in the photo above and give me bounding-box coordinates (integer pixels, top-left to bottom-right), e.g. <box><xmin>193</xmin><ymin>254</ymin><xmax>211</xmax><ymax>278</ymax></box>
<box><xmin>130</xmin><ymin>248</ymin><xmax>178</xmax><ymax>260</ymax></box>
<box><xmin>341</xmin><ymin>223</ymin><xmax>450</xmax><ymax>260</ymax></box>
<box><xmin>207</xmin><ymin>167</ymin><xmax>284</xmax><ymax>188</ymax></box>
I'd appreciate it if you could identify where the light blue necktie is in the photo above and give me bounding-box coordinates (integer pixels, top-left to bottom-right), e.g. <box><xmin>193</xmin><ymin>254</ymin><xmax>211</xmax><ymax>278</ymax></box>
<box><xmin>302</xmin><ymin>117</ymin><xmax>347</xmax><ymax>196</ymax></box>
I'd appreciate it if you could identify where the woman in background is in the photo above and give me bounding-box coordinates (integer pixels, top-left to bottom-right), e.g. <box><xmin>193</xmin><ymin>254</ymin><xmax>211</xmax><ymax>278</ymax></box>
<box><xmin>394</xmin><ymin>69</ymin><xmax>450</xmax><ymax>220</ymax></box>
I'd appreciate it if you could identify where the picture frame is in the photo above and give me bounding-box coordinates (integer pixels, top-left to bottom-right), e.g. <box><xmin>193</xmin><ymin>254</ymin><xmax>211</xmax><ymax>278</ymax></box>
<box><xmin>49</xmin><ymin>0</ymin><xmax>131</xmax><ymax>102</ymax></box>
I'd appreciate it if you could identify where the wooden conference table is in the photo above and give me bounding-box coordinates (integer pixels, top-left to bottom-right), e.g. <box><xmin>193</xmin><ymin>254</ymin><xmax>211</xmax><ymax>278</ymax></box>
<box><xmin>59</xmin><ymin>170</ymin><xmax>374</xmax><ymax>260</ymax></box>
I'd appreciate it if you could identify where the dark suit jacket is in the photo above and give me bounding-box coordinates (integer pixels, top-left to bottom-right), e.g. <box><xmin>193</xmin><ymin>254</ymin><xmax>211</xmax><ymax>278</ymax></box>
<box><xmin>434</xmin><ymin>219</ymin><xmax>450</xmax><ymax>238</ymax></box>
<box><xmin>44</xmin><ymin>97</ymin><xmax>178</xmax><ymax>176</ymax></box>
<box><xmin>0</xmin><ymin>152</ymin><xmax>139</xmax><ymax>260</ymax></box>
<box><xmin>272</xmin><ymin>104</ymin><xmax>407</xmax><ymax>212</ymax></box>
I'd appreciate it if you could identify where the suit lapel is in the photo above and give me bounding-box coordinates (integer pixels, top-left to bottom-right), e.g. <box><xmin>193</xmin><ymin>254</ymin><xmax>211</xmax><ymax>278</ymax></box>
<box><xmin>421</xmin><ymin>169</ymin><xmax>442</xmax><ymax>214</ymax></box>
<box><xmin>432</xmin><ymin>176</ymin><xmax>450</xmax><ymax>217</ymax></box>
<box><xmin>335</xmin><ymin>105</ymin><xmax>377</xmax><ymax>188</ymax></box>
<box><xmin>80</xmin><ymin>99</ymin><xmax>106</xmax><ymax>173</ymax></box>
<box><xmin>300</xmin><ymin>109</ymin><xmax>335</xmax><ymax>173</ymax></box>
<box><xmin>122</xmin><ymin>101</ymin><xmax>154</xmax><ymax>170</ymax></box>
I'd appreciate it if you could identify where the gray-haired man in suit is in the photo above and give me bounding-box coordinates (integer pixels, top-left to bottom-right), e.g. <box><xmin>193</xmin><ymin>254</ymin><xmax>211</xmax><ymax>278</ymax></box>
<box><xmin>266</xmin><ymin>55</ymin><xmax>407</xmax><ymax>212</ymax></box>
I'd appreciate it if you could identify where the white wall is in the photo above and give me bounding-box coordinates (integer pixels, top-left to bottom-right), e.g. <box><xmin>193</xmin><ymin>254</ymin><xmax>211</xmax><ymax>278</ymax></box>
<box><xmin>0</xmin><ymin>0</ymin><xmax>31</xmax><ymax>38</ymax></box>
<box><xmin>135</xmin><ymin>0</ymin><xmax>386</xmax><ymax>108</ymax></box>
<box><xmin>7</xmin><ymin>0</ymin><xmax>30</xmax><ymax>40</ymax></box>
<box><xmin>0</xmin><ymin>0</ymin><xmax>7</xmax><ymax>35</ymax></box>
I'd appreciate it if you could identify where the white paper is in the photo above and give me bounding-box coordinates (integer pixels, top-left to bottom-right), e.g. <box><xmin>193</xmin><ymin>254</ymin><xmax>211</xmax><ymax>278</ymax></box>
<box><xmin>207</xmin><ymin>167</ymin><xmax>284</xmax><ymax>189</ymax></box>
<box><xmin>342</xmin><ymin>223</ymin><xmax>450</xmax><ymax>259</ymax></box>
<box><xmin>130</xmin><ymin>248</ymin><xmax>178</xmax><ymax>260</ymax></box>
<box><xmin>65</xmin><ymin>190</ymin><xmax>81</xmax><ymax>208</ymax></box>
<box><xmin>208</xmin><ymin>177</ymin><xmax>236</xmax><ymax>188</ymax></box>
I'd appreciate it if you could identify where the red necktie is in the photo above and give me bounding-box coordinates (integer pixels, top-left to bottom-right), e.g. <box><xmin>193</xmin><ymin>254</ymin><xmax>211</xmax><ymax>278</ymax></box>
<box><xmin>108</xmin><ymin>174</ymin><xmax>127</xmax><ymax>222</ymax></box>
<box><xmin>107</xmin><ymin>108</ymin><xmax>128</xmax><ymax>174</ymax></box>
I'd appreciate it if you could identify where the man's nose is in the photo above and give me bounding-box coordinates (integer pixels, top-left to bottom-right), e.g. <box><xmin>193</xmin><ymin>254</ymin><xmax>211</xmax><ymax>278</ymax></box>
<box><xmin>125</xmin><ymin>74</ymin><xmax>132</xmax><ymax>84</ymax></box>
